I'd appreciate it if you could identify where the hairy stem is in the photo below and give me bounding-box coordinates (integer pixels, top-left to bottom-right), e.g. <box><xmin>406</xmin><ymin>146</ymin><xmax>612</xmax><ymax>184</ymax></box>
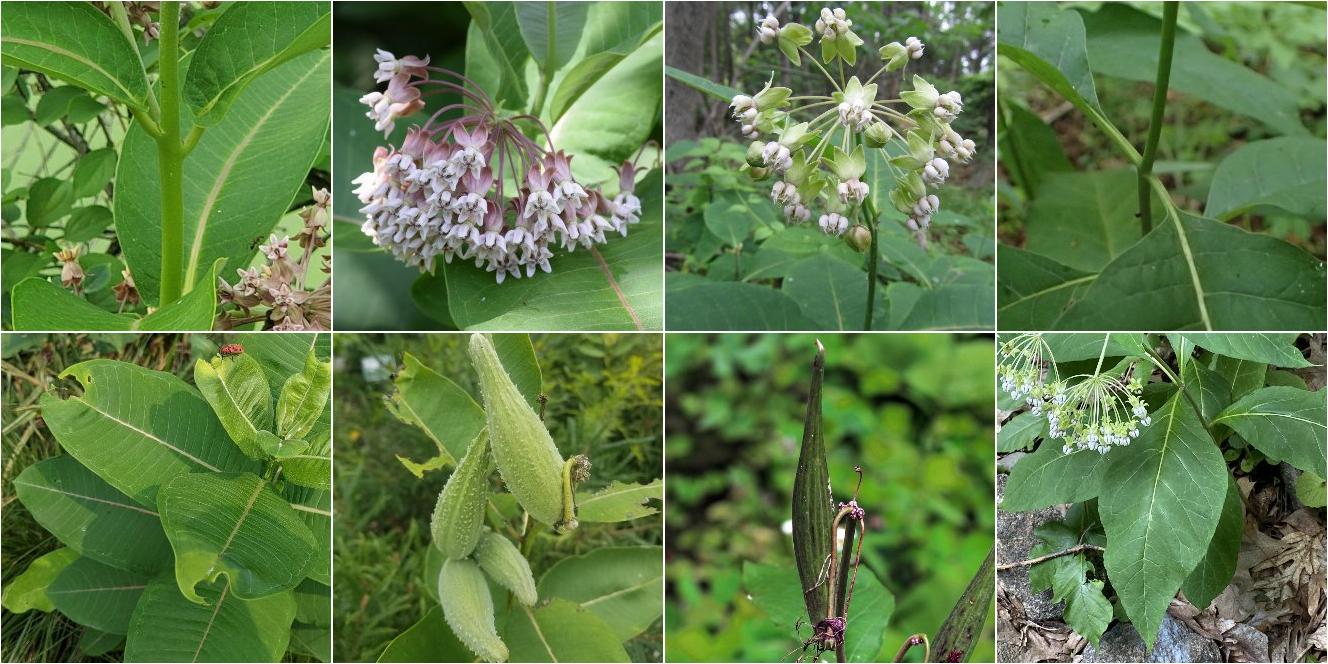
<box><xmin>156</xmin><ymin>1</ymin><xmax>185</xmax><ymax>305</ymax></box>
<box><xmin>1137</xmin><ymin>2</ymin><xmax>1178</xmax><ymax>235</ymax></box>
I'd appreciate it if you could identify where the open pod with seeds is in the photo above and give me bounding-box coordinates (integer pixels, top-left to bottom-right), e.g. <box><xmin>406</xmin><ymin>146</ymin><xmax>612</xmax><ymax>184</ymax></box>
<box><xmin>376</xmin><ymin>332</ymin><xmax>665</xmax><ymax>662</ymax></box>
<box><xmin>2</xmin><ymin>333</ymin><xmax>332</xmax><ymax>661</ymax></box>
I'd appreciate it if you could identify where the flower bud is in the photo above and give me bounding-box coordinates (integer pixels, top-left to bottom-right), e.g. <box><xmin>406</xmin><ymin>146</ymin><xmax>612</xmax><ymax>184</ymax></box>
<box><xmin>905</xmin><ymin>36</ymin><xmax>925</xmax><ymax>60</ymax></box>
<box><xmin>922</xmin><ymin>157</ymin><xmax>950</xmax><ymax>186</ymax></box>
<box><xmin>748</xmin><ymin>165</ymin><xmax>770</xmax><ymax>180</ymax></box>
<box><xmin>746</xmin><ymin>141</ymin><xmax>767</xmax><ymax>168</ymax></box>
<box><xmin>864</xmin><ymin>121</ymin><xmax>893</xmax><ymax>148</ymax></box>
<box><xmin>846</xmin><ymin>224</ymin><xmax>871</xmax><ymax>252</ymax></box>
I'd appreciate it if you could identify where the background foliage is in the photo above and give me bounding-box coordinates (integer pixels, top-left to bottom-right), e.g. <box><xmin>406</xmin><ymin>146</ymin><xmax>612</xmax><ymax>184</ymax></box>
<box><xmin>664</xmin><ymin>2</ymin><xmax>995</xmax><ymax>331</ymax></box>
<box><xmin>664</xmin><ymin>333</ymin><xmax>995</xmax><ymax>662</ymax></box>
<box><xmin>333</xmin><ymin>333</ymin><xmax>663</xmax><ymax>662</ymax></box>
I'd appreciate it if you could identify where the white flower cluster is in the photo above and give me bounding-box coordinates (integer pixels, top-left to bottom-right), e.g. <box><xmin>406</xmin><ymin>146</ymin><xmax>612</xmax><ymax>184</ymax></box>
<box><xmin>815</xmin><ymin>7</ymin><xmax>852</xmax><ymax>39</ymax></box>
<box><xmin>999</xmin><ymin>334</ymin><xmax>1153</xmax><ymax>454</ymax></box>
<box><xmin>756</xmin><ymin>15</ymin><xmax>780</xmax><ymax>44</ymax></box>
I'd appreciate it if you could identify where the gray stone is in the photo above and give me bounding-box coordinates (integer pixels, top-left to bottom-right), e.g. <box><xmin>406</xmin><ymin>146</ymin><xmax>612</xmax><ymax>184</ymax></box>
<box><xmin>1080</xmin><ymin>614</ymin><xmax>1221</xmax><ymax>663</ymax></box>
<box><xmin>996</xmin><ymin>472</ymin><xmax>1066</xmax><ymax>623</ymax></box>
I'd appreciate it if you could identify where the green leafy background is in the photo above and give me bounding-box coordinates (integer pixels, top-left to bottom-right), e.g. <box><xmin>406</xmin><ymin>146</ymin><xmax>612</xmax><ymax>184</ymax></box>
<box><xmin>664</xmin><ymin>334</ymin><xmax>994</xmax><ymax>662</ymax></box>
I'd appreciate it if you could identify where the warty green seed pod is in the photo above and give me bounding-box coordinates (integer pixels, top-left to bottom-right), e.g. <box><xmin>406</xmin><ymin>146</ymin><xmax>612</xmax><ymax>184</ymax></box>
<box><xmin>438</xmin><ymin>559</ymin><xmax>509</xmax><ymax>662</ymax></box>
<box><xmin>431</xmin><ymin>432</ymin><xmax>494</xmax><ymax>560</ymax></box>
<box><xmin>468</xmin><ymin>334</ymin><xmax>565</xmax><ymax>526</ymax></box>
<box><xmin>474</xmin><ymin>530</ymin><xmax>538</xmax><ymax>606</ymax></box>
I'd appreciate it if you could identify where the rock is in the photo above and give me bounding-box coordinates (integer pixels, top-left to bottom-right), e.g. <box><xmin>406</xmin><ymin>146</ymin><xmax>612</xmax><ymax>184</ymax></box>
<box><xmin>996</xmin><ymin>472</ymin><xmax>1066</xmax><ymax>623</ymax></box>
<box><xmin>1081</xmin><ymin>614</ymin><xmax>1221</xmax><ymax>662</ymax></box>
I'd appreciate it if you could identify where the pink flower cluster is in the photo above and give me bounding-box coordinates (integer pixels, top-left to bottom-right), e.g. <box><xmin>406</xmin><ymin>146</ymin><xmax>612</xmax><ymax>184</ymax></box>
<box><xmin>355</xmin><ymin>51</ymin><xmax>645</xmax><ymax>283</ymax></box>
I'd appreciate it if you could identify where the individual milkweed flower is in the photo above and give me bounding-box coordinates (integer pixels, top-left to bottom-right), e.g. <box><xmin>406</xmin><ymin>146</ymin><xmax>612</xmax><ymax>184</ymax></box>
<box><xmin>771</xmin><ymin>180</ymin><xmax>801</xmax><ymax>207</ymax></box>
<box><xmin>922</xmin><ymin>157</ymin><xmax>949</xmax><ymax>185</ymax></box>
<box><xmin>815</xmin><ymin>7</ymin><xmax>852</xmax><ymax>39</ymax></box>
<box><xmin>761</xmin><ymin>141</ymin><xmax>793</xmax><ymax>171</ymax></box>
<box><xmin>837</xmin><ymin>179</ymin><xmax>868</xmax><ymax>205</ymax></box>
<box><xmin>113</xmin><ymin>268</ymin><xmax>140</xmax><ymax>307</ymax></box>
<box><xmin>360</xmin><ymin>74</ymin><xmax>424</xmax><ymax>135</ymax></box>
<box><xmin>785</xmin><ymin>203</ymin><xmax>811</xmax><ymax>222</ymax></box>
<box><xmin>373</xmin><ymin>49</ymin><xmax>430</xmax><ymax>83</ymax></box>
<box><xmin>818</xmin><ymin>212</ymin><xmax>848</xmax><ymax>236</ymax></box>
<box><xmin>55</xmin><ymin>245</ymin><xmax>84</xmax><ymax>292</ymax></box>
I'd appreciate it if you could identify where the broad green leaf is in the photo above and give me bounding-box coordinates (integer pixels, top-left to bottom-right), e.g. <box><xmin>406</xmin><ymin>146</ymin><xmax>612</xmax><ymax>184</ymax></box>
<box><xmin>503</xmin><ymin>598</ymin><xmax>631</xmax><ymax>663</ymax></box>
<box><xmin>290</xmin><ymin>624</ymin><xmax>331</xmax><ymax>663</ymax></box>
<box><xmin>1028</xmin><ymin>541</ymin><xmax>1109</xmax><ymax>646</ymax></box>
<box><xmin>78</xmin><ymin>627</ymin><xmax>123</xmax><ymax>657</ymax></box>
<box><xmin>999</xmin><ymin>101</ymin><xmax>1073</xmax><ymax>197</ymax></box>
<box><xmin>1</xmin><ymin>547</ymin><xmax>79</xmax><ymax>613</ymax></box>
<box><xmin>1059</xmin><ymin>213</ymin><xmax>1326</xmax><ymax>330</ymax></box>
<box><xmin>894</xmin><ymin>281</ymin><xmax>994</xmax><ymax>331</ymax></box>
<box><xmin>665</xmin><ymin>65</ymin><xmax>741</xmax><ymax>101</ymax></box>
<box><xmin>240</xmin><ymin>332</ymin><xmax>330</xmax><ymax>403</ymax></box>
<box><xmin>1100</xmin><ymin>393</ymin><xmax>1228</xmax><ymax>650</ymax></box>
<box><xmin>462</xmin><ymin>1</ymin><xmax>530</xmax><ymax>106</ymax></box>
<box><xmin>194</xmin><ymin>353</ymin><xmax>273</xmax><ymax>459</ymax></box>
<box><xmin>1204</xmin><ymin>138</ymin><xmax>1326</xmax><ymax>221</ymax></box>
<box><xmin>576</xmin><ymin>478</ymin><xmax>662</xmax><ymax>522</ymax></box>
<box><xmin>782</xmin><ymin>254</ymin><xmax>881</xmax><ymax>331</ymax></box>
<box><xmin>14</xmin><ymin>456</ymin><xmax>172</xmax><ymax>575</ymax></box>
<box><xmin>283</xmin><ymin>480</ymin><xmax>331</xmax><ymax>584</ymax></box>
<box><xmin>1001</xmin><ymin>443</ymin><xmax>1106</xmax><ymax>511</ymax></box>
<box><xmin>579</xmin><ymin>1</ymin><xmax>660</xmax><ymax>56</ymax></box>
<box><xmin>433</xmin><ymin>171</ymin><xmax>663</xmax><ymax>330</ymax></box>
<box><xmin>1042</xmin><ymin>333</ymin><xmax>1150</xmax><ymax>362</ymax></box>
<box><xmin>515</xmin><ymin>2</ymin><xmax>588</xmax><ymax>75</ymax></box>
<box><xmin>40</xmin><ymin>359</ymin><xmax>257</xmax><ymax>506</ymax></box>
<box><xmin>703</xmin><ymin>189</ymin><xmax>769</xmax><ymax>247</ymax></box>
<box><xmin>549</xmin><ymin>52</ymin><xmax>622</xmax><ymax>123</ymax></box>
<box><xmin>742</xmin><ymin>562</ymin><xmax>894</xmax><ymax>663</ymax></box>
<box><xmin>158</xmin><ymin>472</ymin><xmax>317</xmax><ymax>603</ymax></box>
<box><xmin>997</xmin><ymin>412</ymin><xmax>1045</xmax><ymax>453</ymax></box>
<box><xmin>282</xmin><ymin>448</ymin><xmax>331</xmax><ymax>491</ymax></box>
<box><xmin>117</xmin><ymin>51</ymin><xmax>330</xmax><ymax>305</ymax></box>
<box><xmin>997</xmin><ymin>3</ymin><xmax>1101</xmax><ymax>113</ymax></box>
<box><xmin>0</xmin><ymin>2</ymin><xmax>149</xmax><ymax>107</ymax></box>
<box><xmin>276</xmin><ymin>351</ymin><xmax>331</xmax><ymax>441</ymax></box>
<box><xmin>11</xmin><ymin>278</ymin><xmax>134</xmax><ymax>330</ymax></box>
<box><xmin>183</xmin><ymin>1</ymin><xmax>331</xmax><ymax>126</ymax></box>
<box><xmin>1024</xmin><ymin>170</ymin><xmax>1160</xmax><ymax>272</ymax></box>
<box><xmin>1181</xmin><ymin>475</ymin><xmax>1243</xmax><ymax>610</ymax></box>
<box><xmin>124</xmin><ymin>577</ymin><xmax>296</xmax><ymax>662</ymax></box>
<box><xmin>665</xmin><ymin>276</ymin><xmax>816</xmax><ymax>331</ymax></box>
<box><xmin>387</xmin><ymin>352</ymin><xmax>484</xmax><ymax>471</ymax></box>
<box><xmin>63</xmin><ymin>206</ymin><xmax>114</xmax><ymax>244</ymax></box>
<box><xmin>537</xmin><ymin>546</ymin><xmax>662</xmax><ymax>641</ymax></box>
<box><xmin>135</xmin><ymin>258</ymin><xmax>226</xmax><ymax>331</ymax></box>
<box><xmin>34</xmin><ymin>85</ymin><xmax>89</xmax><ymax>126</ymax></box>
<box><xmin>1181</xmin><ymin>333</ymin><xmax>1312</xmax><ymax>368</ymax></box>
<box><xmin>376</xmin><ymin>606</ymin><xmax>471</xmax><ymax>663</ymax></box>
<box><xmin>1082</xmin><ymin>4</ymin><xmax>1307</xmax><ymax>136</ymax></box>
<box><xmin>1213</xmin><ymin>354</ymin><xmax>1267</xmax><ymax>402</ymax></box>
<box><xmin>1296</xmin><ymin>471</ymin><xmax>1327</xmax><ymax>508</ymax></box>
<box><xmin>550</xmin><ymin>31</ymin><xmax>662</xmax><ymax>181</ymax></box>
<box><xmin>48</xmin><ymin>557</ymin><xmax>146</xmax><ymax>634</ymax></box>
<box><xmin>26</xmin><ymin>176</ymin><xmax>73</xmax><ymax>227</ymax></box>
<box><xmin>293</xmin><ymin>580</ymin><xmax>330</xmax><ymax>626</ymax></box>
<box><xmin>996</xmin><ymin>246</ymin><xmax>1096</xmax><ymax>330</ymax></box>
<box><xmin>256</xmin><ymin>430</ymin><xmax>308</xmax><ymax>458</ymax></box>
<box><xmin>71</xmin><ymin>148</ymin><xmax>118</xmax><ymax>198</ymax></box>
<box><xmin>1182</xmin><ymin>357</ymin><xmax>1231</xmax><ymax>424</ymax></box>
<box><xmin>1213</xmin><ymin>387</ymin><xmax>1326</xmax><ymax>476</ymax></box>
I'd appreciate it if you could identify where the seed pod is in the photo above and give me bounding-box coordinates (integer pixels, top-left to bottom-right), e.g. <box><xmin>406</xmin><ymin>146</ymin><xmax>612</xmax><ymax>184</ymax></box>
<box><xmin>474</xmin><ymin>530</ymin><xmax>538</xmax><ymax>606</ymax></box>
<box><xmin>468</xmin><ymin>334</ymin><xmax>564</xmax><ymax>526</ymax></box>
<box><xmin>438</xmin><ymin>559</ymin><xmax>509</xmax><ymax>662</ymax></box>
<box><xmin>431</xmin><ymin>432</ymin><xmax>494</xmax><ymax>560</ymax></box>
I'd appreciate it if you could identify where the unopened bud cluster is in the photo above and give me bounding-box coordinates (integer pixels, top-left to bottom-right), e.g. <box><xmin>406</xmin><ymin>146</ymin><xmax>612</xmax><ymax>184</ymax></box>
<box><xmin>355</xmin><ymin>51</ymin><xmax>646</xmax><ymax>283</ymax></box>
<box><xmin>998</xmin><ymin>334</ymin><xmax>1153</xmax><ymax>454</ymax></box>
<box><xmin>729</xmin><ymin>7</ymin><xmax>977</xmax><ymax>251</ymax></box>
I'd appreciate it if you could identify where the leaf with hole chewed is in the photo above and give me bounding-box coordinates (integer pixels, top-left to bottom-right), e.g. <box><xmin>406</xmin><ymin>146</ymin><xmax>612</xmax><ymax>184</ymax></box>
<box><xmin>1100</xmin><ymin>392</ymin><xmax>1227</xmax><ymax>650</ymax></box>
<box><xmin>1181</xmin><ymin>333</ymin><xmax>1311</xmax><ymax>368</ymax></box>
<box><xmin>1058</xmin><ymin>213</ymin><xmax>1326</xmax><ymax>330</ymax></box>
<box><xmin>183</xmin><ymin>1</ymin><xmax>330</xmax><ymax>126</ymax></box>
<box><xmin>375</xmin><ymin>606</ymin><xmax>472</xmax><ymax>663</ymax></box>
<box><xmin>1214</xmin><ymin>386</ymin><xmax>1327</xmax><ymax>477</ymax></box>
<box><xmin>431</xmin><ymin>171</ymin><xmax>663</xmax><ymax>330</ymax></box>
<box><xmin>276</xmin><ymin>350</ymin><xmax>331</xmax><ymax>442</ymax></box>
<box><xmin>14</xmin><ymin>455</ymin><xmax>172</xmax><ymax>575</ymax></box>
<box><xmin>39</xmin><ymin>360</ymin><xmax>258</xmax><ymax>506</ymax></box>
<box><xmin>0</xmin><ymin>2</ymin><xmax>149</xmax><ymax>108</ymax></box>
<box><xmin>117</xmin><ymin>51</ymin><xmax>329</xmax><ymax>305</ymax></box>
<box><xmin>504</xmin><ymin>598</ymin><xmax>630</xmax><ymax>663</ymax></box>
<box><xmin>1204</xmin><ymin>138</ymin><xmax>1326</xmax><ymax>221</ymax></box>
<box><xmin>388</xmin><ymin>353</ymin><xmax>484</xmax><ymax>474</ymax></box>
<box><xmin>1181</xmin><ymin>475</ymin><xmax>1243</xmax><ymax>610</ymax></box>
<box><xmin>537</xmin><ymin>546</ymin><xmax>662</xmax><ymax>641</ymax></box>
<box><xmin>48</xmin><ymin>557</ymin><xmax>146</xmax><ymax>634</ymax></box>
<box><xmin>124</xmin><ymin>576</ymin><xmax>295</xmax><ymax>662</ymax></box>
<box><xmin>575</xmin><ymin>478</ymin><xmax>662</xmax><ymax>522</ymax></box>
<box><xmin>194</xmin><ymin>353</ymin><xmax>273</xmax><ymax>460</ymax></box>
<box><xmin>158</xmin><ymin>472</ymin><xmax>316</xmax><ymax>604</ymax></box>
<box><xmin>791</xmin><ymin>344</ymin><xmax>831</xmax><ymax>624</ymax></box>
<box><xmin>1</xmin><ymin>547</ymin><xmax>78</xmax><ymax>614</ymax></box>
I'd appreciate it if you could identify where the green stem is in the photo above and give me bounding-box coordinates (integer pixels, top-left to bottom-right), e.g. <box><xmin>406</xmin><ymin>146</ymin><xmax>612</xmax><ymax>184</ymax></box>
<box><xmin>156</xmin><ymin>1</ymin><xmax>185</xmax><ymax>305</ymax></box>
<box><xmin>530</xmin><ymin>72</ymin><xmax>549</xmax><ymax>119</ymax></box>
<box><xmin>1137</xmin><ymin>2</ymin><xmax>1179</xmax><ymax>235</ymax></box>
<box><xmin>858</xmin><ymin>134</ymin><xmax>879</xmax><ymax>331</ymax></box>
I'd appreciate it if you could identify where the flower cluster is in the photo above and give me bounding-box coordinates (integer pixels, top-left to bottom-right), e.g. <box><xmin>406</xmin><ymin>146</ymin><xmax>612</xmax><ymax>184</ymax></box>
<box><xmin>354</xmin><ymin>51</ymin><xmax>647</xmax><ymax>283</ymax></box>
<box><xmin>999</xmin><ymin>334</ymin><xmax>1152</xmax><ymax>454</ymax></box>
<box><xmin>218</xmin><ymin>188</ymin><xmax>331</xmax><ymax>331</ymax></box>
<box><xmin>731</xmin><ymin>8</ymin><xmax>978</xmax><ymax>250</ymax></box>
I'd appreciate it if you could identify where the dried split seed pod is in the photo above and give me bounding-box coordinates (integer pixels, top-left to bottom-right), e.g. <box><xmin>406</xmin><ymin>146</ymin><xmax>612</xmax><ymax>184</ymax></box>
<box><xmin>431</xmin><ymin>432</ymin><xmax>494</xmax><ymax>559</ymax></box>
<box><xmin>474</xmin><ymin>530</ymin><xmax>538</xmax><ymax>606</ymax></box>
<box><xmin>468</xmin><ymin>334</ymin><xmax>565</xmax><ymax>526</ymax></box>
<box><xmin>438</xmin><ymin>559</ymin><xmax>509</xmax><ymax>662</ymax></box>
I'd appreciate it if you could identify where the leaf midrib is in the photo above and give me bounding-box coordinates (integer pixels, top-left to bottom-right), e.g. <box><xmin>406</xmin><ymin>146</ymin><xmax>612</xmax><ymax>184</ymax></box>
<box><xmin>72</xmin><ymin>396</ymin><xmax>222</xmax><ymax>472</ymax></box>
<box><xmin>13</xmin><ymin>480</ymin><xmax>159</xmax><ymax>516</ymax></box>
<box><xmin>3</xmin><ymin>38</ymin><xmax>141</xmax><ymax>103</ymax></box>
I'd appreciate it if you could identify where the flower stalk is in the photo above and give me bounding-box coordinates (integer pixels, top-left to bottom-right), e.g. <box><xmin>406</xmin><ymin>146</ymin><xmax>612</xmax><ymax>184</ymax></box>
<box><xmin>1137</xmin><ymin>2</ymin><xmax>1179</xmax><ymax>235</ymax></box>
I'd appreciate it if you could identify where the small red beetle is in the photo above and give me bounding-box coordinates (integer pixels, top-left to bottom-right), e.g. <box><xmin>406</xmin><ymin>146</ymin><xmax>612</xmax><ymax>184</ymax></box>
<box><xmin>219</xmin><ymin>343</ymin><xmax>245</xmax><ymax>357</ymax></box>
